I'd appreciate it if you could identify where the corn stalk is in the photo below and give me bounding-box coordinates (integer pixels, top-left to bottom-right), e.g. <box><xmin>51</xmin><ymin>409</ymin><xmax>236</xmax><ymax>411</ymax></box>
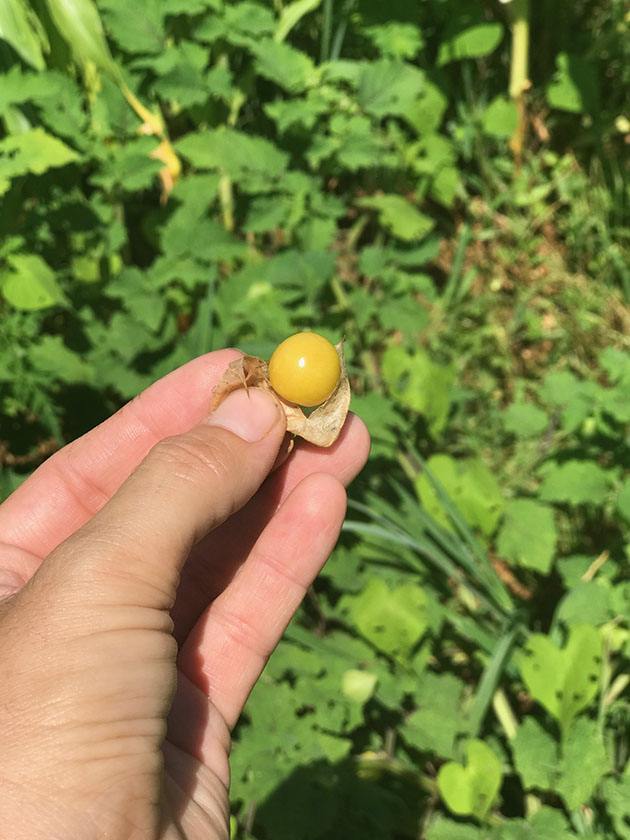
<box><xmin>43</xmin><ymin>0</ymin><xmax>181</xmax><ymax>201</ymax></box>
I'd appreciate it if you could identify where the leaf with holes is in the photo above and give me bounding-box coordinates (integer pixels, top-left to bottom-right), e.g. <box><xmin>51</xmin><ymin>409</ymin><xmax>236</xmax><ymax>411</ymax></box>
<box><xmin>517</xmin><ymin>624</ymin><xmax>601</xmax><ymax>736</ymax></box>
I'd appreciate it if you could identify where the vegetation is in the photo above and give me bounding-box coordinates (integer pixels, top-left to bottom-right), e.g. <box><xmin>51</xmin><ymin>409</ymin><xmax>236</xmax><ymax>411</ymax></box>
<box><xmin>0</xmin><ymin>0</ymin><xmax>628</xmax><ymax>837</ymax></box>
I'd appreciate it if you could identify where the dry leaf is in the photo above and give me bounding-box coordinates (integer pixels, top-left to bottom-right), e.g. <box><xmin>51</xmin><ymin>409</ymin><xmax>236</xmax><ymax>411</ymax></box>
<box><xmin>210</xmin><ymin>342</ymin><xmax>351</xmax><ymax>448</ymax></box>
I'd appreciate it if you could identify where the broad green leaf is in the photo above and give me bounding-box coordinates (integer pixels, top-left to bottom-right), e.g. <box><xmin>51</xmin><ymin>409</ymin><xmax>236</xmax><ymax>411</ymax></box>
<box><xmin>381</xmin><ymin>347</ymin><xmax>454</xmax><ymax>437</ymax></box>
<box><xmin>517</xmin><ymin>624</ymin><xmax>601</xmax><ymax>735</ymax></box>
<box><xmin>404</xmin><ymin>673</ymin><xmax>464</xmax><ymax>758</ymax></box>
<box><xmin>496</xmin><ymin>499</ymin><xmax>556</xmax><ymax>573</ymax></box>
<box><xmin>437</xmin><ymin>739</ymin><xmax>502</xmax><ymax>820</ymax></box>
<box><xmin>513</xmin><ymin>716</ymin><xmax>609</xmax><ymax>810</ymax></box>
<box><xmin>0</xmin><ymin>128</ymin><xmax>78</xmax><ymax>195</ymax></box>
<box><xmin>482</xmin><ymin>96</ymin><xmax>518</xmax><ymax>139</ymax></box>
<box><xmin>341</xmin><ymin>669</ymin><xmax>377</xmax><ymax>704</ymax></box>
<box><xmin>557</xmin><ymin>717</ymin><xmax>609</xmax><ymax>809</ymax></box>
<box><xmin>29</xmin><ymin>335</ymin><xmax>93</xmax><ymax>383</ymax></box>
<box><xmin>438</xmin><ymin>23</ymin><xmax>503</xmax><ymax>66</ymax></box>
<box><xmin>357</xmin><ymin>60</ymin><xmax>425</xmax><ymax>118</ymax></box>
<box><xmin>44</xmin><ymin>0</ymin><xmax>119</xmax><ymax>78</ymax></box>
<box><xmin>0</xmin><ymin>0</ymin><xmax>47</xmax><ymax>69</ymax></box>
<box><xmin>512</xmin><ymin>717</ymin><xmax>557</xmax><ymax>790</ymax></box>
<box><xmin>1</xmin><ymin>254</ymin><xmax>64</xmax><ymax>310</ymax></box>
<box><xmin>357</xmin><ymin>195</ymin><xmax>433</xmax><ymax>242</ymax></box>
<box><xmin>99</xmin><ymin>0</ymin><xmax>164</xmax><ymax>54</ymax></box>
<box><xmin>556</xmin><ymin>581</ymin><xmax>612</xmax><ymax>628</ymax></box>
<box><xmin>365</xmin><ymin>23</ymin><xmax>424</xmax><ymax>60</ymax></box>
<box><xmin>496</xmin><ymin>809</ymin><xmax>573</xmax><ymax>840</ymax></box>
<box><xmin>503</xmin><ymin>401</ymin><xmax>548</xmax><ymax>438</ymax></box>
<box><xmin>330</xmin><ymin>114</ymin><xmax>390</xmax><ymax>172</ymax></box>
<box><xmin>275</xmin><ymin>0</ymin><xmax>322</xmax><ymax>43</ymax></box>
<box><xmin>547</xmin><ymin>53</ymin><xmax>599</xmax><ymax>114</ymax></box>
<box><xmin>538</xmin><ymin>460</ymin><xmax>612</xmax><ymax>506</ymax></box>
<box><xmin>251</xmin><ymin>39</ymin><xmax>317</xmax><ymax>92</ymax></box>
<box><xmin>339</xmin><ymin>578</ymin><xmax>429</xmax><ymax>660</ymax></box>
<box><xmin>415</xmin><ymin>453</ymin><xmax>504</xmax><ymax>537</ymax></box>
<box><xmin>177</xmin><ymin>127</ymin><xmax>288</xmax><ymax>187</ymax></box>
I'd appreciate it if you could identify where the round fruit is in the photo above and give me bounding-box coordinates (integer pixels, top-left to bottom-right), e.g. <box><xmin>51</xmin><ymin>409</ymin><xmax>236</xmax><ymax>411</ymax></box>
<box><xmin>268</xmin><ymin>332</ymin><xmax>341</xmax><ymax>407</ymax></box>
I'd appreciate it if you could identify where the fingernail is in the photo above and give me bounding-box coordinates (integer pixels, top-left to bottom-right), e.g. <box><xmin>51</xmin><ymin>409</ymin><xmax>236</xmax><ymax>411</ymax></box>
<box><xmin>207</xmin><ymin>388</ymin><xmax>280</xmax><ymax>442</ymax></box>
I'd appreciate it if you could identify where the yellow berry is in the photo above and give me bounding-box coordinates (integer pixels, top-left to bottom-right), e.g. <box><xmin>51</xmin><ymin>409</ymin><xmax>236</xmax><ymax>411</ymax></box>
<box><xmin>268</xmin><ymin>332</ymin><xmax>341</xmax><ymax>407</ymax></box>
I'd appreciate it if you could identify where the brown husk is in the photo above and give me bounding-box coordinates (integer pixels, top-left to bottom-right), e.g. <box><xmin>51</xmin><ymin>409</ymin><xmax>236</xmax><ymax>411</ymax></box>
<box><xmin>210</xmin><ymin>342</ymin><xmax>351</xmax><ymax>447</ymax></box>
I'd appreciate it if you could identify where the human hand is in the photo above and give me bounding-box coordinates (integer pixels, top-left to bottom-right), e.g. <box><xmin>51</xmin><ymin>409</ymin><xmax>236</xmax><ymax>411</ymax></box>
<box><xmin>0</xmin><ymin>349</ymin><xmax>370</xmax><ymax>840</ymax></box>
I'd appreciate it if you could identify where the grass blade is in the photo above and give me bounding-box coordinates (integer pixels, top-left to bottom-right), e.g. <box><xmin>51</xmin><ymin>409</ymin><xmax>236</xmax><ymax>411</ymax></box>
<box><xmin>466</xmin><ymin>626</ymin><xmax>518</xmax><ymax>736</ymax></box>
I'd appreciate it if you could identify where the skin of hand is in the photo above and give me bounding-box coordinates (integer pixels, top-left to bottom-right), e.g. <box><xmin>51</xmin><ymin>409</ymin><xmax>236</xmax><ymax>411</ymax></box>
<box><xmin>0</xmin><ymin>349</ymin><xmax>370</xmax><ymax>840</ymax></box>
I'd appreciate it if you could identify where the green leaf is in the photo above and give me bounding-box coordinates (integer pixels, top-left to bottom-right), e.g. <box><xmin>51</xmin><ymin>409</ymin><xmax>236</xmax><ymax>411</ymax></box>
<box><xmin>512</xmin><ymin>717</ymin><xmax>557</xmax><ymax>790</ymax></box>
<box><xmin>556</xmin><ymin>717</ymin><xmax>609</xmax><ymax>809</ymax></box>
<box><xmin>251</xmin><ymin>39</ymin><xmax>317</xmax><ymax>92</ymax></box>
<box><xmin>29</xmin><ymin>335</ymin><xmax>93</xmax><ymax>384</ymax></box>
<box><xmin>404</xmin><ymin>673</ymin><xmax>464</xmax><ymax>758</ymax></box>
<box><xmin>275</xmin><ymin>0</ymin><xmax>322</xmax><ymax>43</ymax></box>
<box><xmin>44</xmin><ymin>0</ymin><xmax>119</xmax><ymax>78</ymax></box>
<box><xmin>437</xmin><ymin>739</ymin><xmax>502</xmax><ymax>820</ymax></box>
<box><xmin>496</xmin><ymin>499</ymin><xmax>556</xmax><ymax>573</ymax></box>
<box><xmin>357</xmin><ymin>60</ymin><xmax>425</xmax><ymax>118</ymax></box>
<box><xmin>547</xmin><ymin>53</ymin><xmax>599</xmax><ymax>114</ymax></box>
<box><xmin>177</xmin><ymin>127</ymin><xmax>288</xmax><ymax>188</ymax></box>
<box><xmin>357</xmin><ymin>195</ymin><xmax>433</xmax><ymax>242</ymax></box>
<box><xmin>601</xmin><ymin>766</ymin><xmax>630</xmax><ymax>839</ymax></box>
<box><xmin>1</xmin><ymin>254</ymin><xmax>65</xmax><ymax>310</ymax></box>
<box><xmin>481</xmin><ymin>96</ymin><xmax>518</xmax><ymax>139</ymax></box>
<box><xmin>339</xmin><ymin>578</ymin><xmax>429</xmax><ymax>661</ymax></box>
<box><xmin>365</xmin><ymin>23</ymin><xmax>424</xmax><ymax>60</ymax></box>
<box><xmin>556</xmin><ymin>581</ymin><xmax>611</xmax><ymax>628</ymax></box>
<box><xmin>0</xmin><ymin>128</ymin><xmax>79</xmax><ymax>196</ymax></box>
<box><xmin>0</xmin><ymin>0</ymin><xmax>47</xmax><ymax>69</ymax></box>
<box><xmin>496</xmin><ymin>809</ymin><xmax>573</xmax><ymax>840</ymax></box>
<box><xmin>381</xmin><ymin>347</ymin><xmax>454</xmax><ymax>436</ymax></box>
<box><xmin>503</xmin><ymin>401</ymin><xmax>548</xmax><ymax>438</ymax></box>
<box><xmin>517</xmin><ymin>624</ymin><xmax>601</xmax><ymax>735</ymax></box>
<box><xmin>341</xmin><ymin>669</ymin><xmax>377</xmax><ymax>704</ymax></box>
<box><xmin>438</xmin><ymin>23</ymin><xmax>503</xmax><ymax>66</ymax></box>
<box><xmin>538</xmin><ymin>460</ymin><xmax>612</xmax><ymax>506</ymax></box>
<box><xmin>415</xmin><ymin>454</ymin><xmax>504</xmax><ymax>537</ymax></box>
<box><xmin>99</xmin><ymin>0</ymin><xmax>164</xmax><ymax>54</ymax></box>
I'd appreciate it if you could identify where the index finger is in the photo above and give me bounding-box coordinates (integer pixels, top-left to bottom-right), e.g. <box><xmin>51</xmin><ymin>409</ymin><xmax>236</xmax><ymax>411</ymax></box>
<box><xmin>0</xmin><ymin>349</ymin><xmax>241</xmax><ymax>559</ymax></box>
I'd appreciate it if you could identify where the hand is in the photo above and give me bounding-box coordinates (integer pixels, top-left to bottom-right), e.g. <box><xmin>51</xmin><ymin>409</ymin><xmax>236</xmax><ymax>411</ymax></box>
<box><xmin>0</xmin><ymin>350</ymin><xmax>370</xmax><ymax>840</ymax></box>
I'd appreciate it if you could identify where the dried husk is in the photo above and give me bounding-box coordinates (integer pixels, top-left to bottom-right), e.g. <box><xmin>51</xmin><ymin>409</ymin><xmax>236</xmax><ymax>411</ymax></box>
<box><xmin>210</xmin><ymin>342</ymin><xmax>351</xmax><ymax>447</ymax></box>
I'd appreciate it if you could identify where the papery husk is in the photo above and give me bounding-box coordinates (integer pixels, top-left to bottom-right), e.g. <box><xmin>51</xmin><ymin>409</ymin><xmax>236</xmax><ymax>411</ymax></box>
<box><xmin>210</xmin><ymin>342</ymin><xmax>351</xmax><ymax>448</ymax></box>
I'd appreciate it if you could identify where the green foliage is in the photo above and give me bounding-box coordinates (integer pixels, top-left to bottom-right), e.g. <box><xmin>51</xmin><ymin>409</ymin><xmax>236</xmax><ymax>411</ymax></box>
<box><xmin>1</xmin><ymin>0</ymin><xmax>628</xmax><ymax>836</ymax></box>
<box><xmin>496</xmin><ymin>499</ymin><xmax>556</xmax><ymax>573</ymax></box>
<box><xmin>517</xmin><ymin>624</ymin><xmax>602</xmax><ymax>736</ymax></box>
<box><xmin>437</xmin><ymin>739</ymin><xmax>503</xmax><ymax>821</ymax></box>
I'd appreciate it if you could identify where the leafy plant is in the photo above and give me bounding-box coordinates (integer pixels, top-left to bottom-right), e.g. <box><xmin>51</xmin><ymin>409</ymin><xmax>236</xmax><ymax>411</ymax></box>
<box><xmin>1</xmin><ymin>0</ymin><xmax>628</xmax><ymax>837</ymax></box>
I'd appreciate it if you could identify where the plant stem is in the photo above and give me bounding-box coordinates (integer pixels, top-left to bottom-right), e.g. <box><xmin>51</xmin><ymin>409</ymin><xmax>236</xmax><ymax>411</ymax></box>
<box><xmin>508</xmin><ymin>0</ymin><xmax>530</xmax><ymax>165</ymax></box>
<box><xmin>320</xmin><ymin>0</ymin><xmax>333</xmax><ymax>63</ymax></box>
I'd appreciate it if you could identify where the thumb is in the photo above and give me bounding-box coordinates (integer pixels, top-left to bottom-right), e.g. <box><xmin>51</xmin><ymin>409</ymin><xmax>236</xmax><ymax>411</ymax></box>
<box><xmin>41</xmin><ymin>387</ymin><xmax>286</xmax><ymax>609</ymax></box>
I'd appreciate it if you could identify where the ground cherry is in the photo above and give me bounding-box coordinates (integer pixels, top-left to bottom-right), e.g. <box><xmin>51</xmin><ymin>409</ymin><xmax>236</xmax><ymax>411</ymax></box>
<box><xmin>268</xmin><ymin>332</ymin><xmax>341</xmax><ymax>407</ymax></box>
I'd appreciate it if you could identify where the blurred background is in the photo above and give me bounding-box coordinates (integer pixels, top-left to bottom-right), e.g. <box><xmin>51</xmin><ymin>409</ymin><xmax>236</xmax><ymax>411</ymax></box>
<box><xmin>0</xmin><ymin>0</ymin><xmax>629</xmax><ymax>837</ymax></box>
